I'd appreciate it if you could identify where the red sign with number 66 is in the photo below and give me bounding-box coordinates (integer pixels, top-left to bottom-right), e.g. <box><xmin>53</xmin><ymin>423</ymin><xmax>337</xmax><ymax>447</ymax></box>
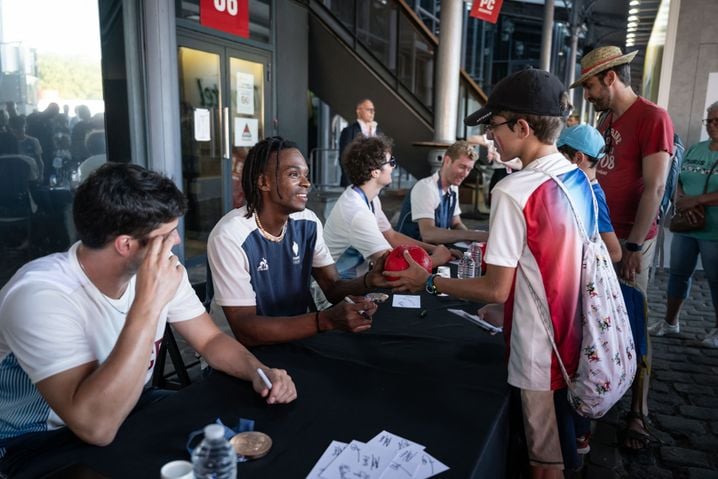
<box><xmin>200</xmin><ymin>0</ymin><xmax>249</xmax><ymax>38</ymax></box>
<box><xmin>470</xmin><ymin>0</ymin><xmax>504</xmax><ymax>24</ymax></box>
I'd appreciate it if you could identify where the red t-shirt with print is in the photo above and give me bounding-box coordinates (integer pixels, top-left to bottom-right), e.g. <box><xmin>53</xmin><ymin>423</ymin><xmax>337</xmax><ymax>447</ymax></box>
<box><xmin>595</xmin><ymin>97</ymin><xmax>674</xmax><ymax>240</ymax></box>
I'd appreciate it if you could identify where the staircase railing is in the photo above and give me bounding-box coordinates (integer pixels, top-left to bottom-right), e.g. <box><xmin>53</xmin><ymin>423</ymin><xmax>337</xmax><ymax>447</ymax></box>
<box><xmin>312</xmin><ymin>0</ymin><xmax>487</xmax><ymax>140</ymax></box>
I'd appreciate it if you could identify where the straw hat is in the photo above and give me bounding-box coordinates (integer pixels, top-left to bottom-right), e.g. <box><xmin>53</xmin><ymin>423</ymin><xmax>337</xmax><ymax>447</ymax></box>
<box><xmin>569</xmin><ymin>46</ymin><xmax>638</xmax><ymax>89</ymax></box>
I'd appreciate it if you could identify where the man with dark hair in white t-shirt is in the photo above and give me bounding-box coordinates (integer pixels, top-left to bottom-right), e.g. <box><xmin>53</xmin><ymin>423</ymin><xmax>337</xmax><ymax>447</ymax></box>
<box><xmin>0</xmin><ymin>163</ymin><xmax>296</xmax><ymax>473</ymax></box>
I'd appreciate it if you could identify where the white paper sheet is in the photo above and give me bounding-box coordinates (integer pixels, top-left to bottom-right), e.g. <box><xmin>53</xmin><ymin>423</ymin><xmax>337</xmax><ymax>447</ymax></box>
<box><xmin>447</xmin><ymin>308</ymin><xmax>502</xmax><ymax>334</ymax></box>
<box><xmin>453</xmin><ymin>241</ymin><xmax>470</xmax><ymax>249</ymax></box>
<box><xmin>367</xmin><ymin>430</ymin><xmax>424</xmax><ymax>452</ymax></box>
<box><xmin>392</xmin><ymin>295</ymin><xmax>421</xmax><ymax>309</ymax></box>
<box><xmin>234</xmin><ymin>118</ymin><xmax>258</xmax><ymax>146</ymax></box>
<box><xmin>367</xmin><ymin>431</ymin><xmax>426</xmax><ymax>478</ymax></box>
<box><xmin>307</xmin><ymin>431</ymin><xmax>449</xmax><ymax>479</ymax></box>
<box><xmin>305</xmin><ymin>441</ymin><xmax>348</xmax><ymax>479</ymax></box>
<box><xmin>413</xmin><ymin>452</ymin><xmax>450</xmax><ymax>479</ymax></box>
<box><xmin>319</xmin><ymin>440</ymin><xmax>397</xmax><ymax>479</ymax></box>
<box><xmin>193</xmin><ymin>108</ymin><xmax>210</xmax><ymax>141</ymax></box>
<box><xmin>236</xmin><ymin>72</ymin><xmax>255</xmax><ymax>115</ymax></box>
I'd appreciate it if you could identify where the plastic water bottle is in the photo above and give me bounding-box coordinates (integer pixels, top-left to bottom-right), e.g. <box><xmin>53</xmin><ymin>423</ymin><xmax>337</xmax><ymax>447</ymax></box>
<box><xmin>470</xmin><ymin>242</ymin><xmax>483</xmax><ymax>277</ymax></box>
<box><xmin>458</xmin><ymin>251</ymin><xmax>476</xmax><ymax>279</ymax></box>
<box><xmin>191</xmin><ymin>424</ymin><xmax>237</xmax><ymax>479</ymax></box>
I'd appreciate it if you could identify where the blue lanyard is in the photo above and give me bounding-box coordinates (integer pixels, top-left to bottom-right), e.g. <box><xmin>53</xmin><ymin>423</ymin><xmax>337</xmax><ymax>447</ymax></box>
<box><xmin>436</xmin><ymin>179</ymin><xmax>455</xmax><ymax>229</ymax></box>
<box><xmin>352</xmin><ymin>186</ymin><xmax>374</xmax><ymax>213</ymax></box>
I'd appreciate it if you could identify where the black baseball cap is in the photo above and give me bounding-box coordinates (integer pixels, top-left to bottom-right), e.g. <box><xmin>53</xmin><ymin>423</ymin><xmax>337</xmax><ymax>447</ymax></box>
<box><xmin>464</xmin><ymin>68</ymin><xmax>568</xmax><ymax>126</ymax></box>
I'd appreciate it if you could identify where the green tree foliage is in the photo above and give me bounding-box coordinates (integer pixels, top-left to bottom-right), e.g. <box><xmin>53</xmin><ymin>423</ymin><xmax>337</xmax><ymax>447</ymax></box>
<box><xmin>37</xmin><ymin>53</ymin><xmax>103</xmax><ymax>99</ymax></box>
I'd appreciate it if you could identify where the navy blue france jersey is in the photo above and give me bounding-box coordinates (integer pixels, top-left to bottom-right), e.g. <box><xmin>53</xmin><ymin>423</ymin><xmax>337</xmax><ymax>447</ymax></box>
<box><xmin>208</xmin><ymin>207</ymin><xmax>334</xmax><ymax>316</ymax></box>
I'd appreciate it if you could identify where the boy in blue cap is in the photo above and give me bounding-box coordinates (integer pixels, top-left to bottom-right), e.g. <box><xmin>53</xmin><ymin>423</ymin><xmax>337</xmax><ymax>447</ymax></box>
<box><xmin>558</xmin><ymin>125</ymin><xmax>622</xmax><ymax>263</ymax></box>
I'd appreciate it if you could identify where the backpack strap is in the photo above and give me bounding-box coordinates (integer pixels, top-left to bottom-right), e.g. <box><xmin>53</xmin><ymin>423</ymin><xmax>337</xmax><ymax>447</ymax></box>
<box><xmin>524</xmin><ymin>272</ymin><xmax>574</xmax><ymax>389</ymax></box>
<box><xmin>534</xmin><ymin>167</ymin><xmax>599</xmax><ymax>241</ymax></box>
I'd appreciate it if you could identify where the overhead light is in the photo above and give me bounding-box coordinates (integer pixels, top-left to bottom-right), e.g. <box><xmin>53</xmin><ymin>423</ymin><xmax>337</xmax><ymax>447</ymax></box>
<box><xmin>628</xmin><ymin>8</ymin><xmax>640</xmax><ymax>14</ymax></box>
<box><xmin>626</xmin><ymin>32</ymin><xmax>636</xmax><ymax>38</ymax></box>
<box><xmin>627</xmin><ymin>15</ymin><xmax>639</xmax><ymax>22</ymax></box>
<box><xmin>629</xmin><ymin>0</ymin><xmax>640</xmax><ymax>4</ymax></box>
<box><xmin>627</xmin><ymin>21</ymin><xmax>639</xmax><ymax>28</ymax></box>
<box><xmin>626</xmin><ymin>40</ymin><xmax>635</xmax><ymax>47</ymax></box>
<box><xmin>627</xmin><ymin>25</ymin><xmax>638</xmax><ymax>32</ymax></box>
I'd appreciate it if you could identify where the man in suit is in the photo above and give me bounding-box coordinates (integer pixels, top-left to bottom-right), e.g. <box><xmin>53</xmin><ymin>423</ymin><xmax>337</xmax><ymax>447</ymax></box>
<box><xmin>339</xmin><ymin>99</ymin><xmax>383</xmax><ymax>186</ymax></box>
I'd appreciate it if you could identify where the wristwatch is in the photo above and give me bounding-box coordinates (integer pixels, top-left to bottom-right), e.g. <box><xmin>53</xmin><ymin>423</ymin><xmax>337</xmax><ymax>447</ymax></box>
<box><xmin>425</xmin><ymin>274</ymin><xmax>439</xmax><ymax>295</ymax></box>
<box><xmin>625</xmin><ymin>242</ymin><xmax>643</xmax><ymax>252</ymax></box>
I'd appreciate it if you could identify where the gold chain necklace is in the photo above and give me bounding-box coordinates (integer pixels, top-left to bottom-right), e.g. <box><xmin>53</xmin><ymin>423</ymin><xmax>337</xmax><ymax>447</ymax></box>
<box><xmin>255</xmin><ymin>213</ymin><xmax>287</xmax><ymax>243</ymax></box>
<box><xmin>77</xmin><ymin>253</ymin><xmax>130</xmax><ymax>315</ymax></box>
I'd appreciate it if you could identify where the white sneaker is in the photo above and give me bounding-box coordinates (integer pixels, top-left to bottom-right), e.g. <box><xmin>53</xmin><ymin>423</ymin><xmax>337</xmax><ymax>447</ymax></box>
<box><xmin>702</xmin><ymin>328</ymin><xmax>718</xmax><ymax>348</ymax></box>
<box><xmin>648</xmin><ymin>320</ymin><xmax>680</xmax><ymax>337</ymax></box>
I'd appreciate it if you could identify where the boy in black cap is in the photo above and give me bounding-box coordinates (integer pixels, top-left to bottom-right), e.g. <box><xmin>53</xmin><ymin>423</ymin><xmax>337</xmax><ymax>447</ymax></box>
<box><xmin>388</xmin><ymin>69</ymin><xmax>593</xmax><ymax>476</ymax></box>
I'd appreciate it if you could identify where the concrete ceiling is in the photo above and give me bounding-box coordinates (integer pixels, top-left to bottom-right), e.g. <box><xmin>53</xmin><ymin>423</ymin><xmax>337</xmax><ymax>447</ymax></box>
<box><xmin>576</xmin><ymin>0</ymin><xmax>661</xmax><ymax>91</ymax></box>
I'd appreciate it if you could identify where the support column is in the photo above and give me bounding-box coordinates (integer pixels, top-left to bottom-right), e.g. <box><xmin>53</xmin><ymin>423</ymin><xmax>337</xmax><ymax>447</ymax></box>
<box><xmin>567</xmin><ymin>0</ymin><xmax>581</xmax><ymax>106</ymax></box>
<box><xmin>539</xmin><ymin>0</ymin><xmax>555</xmax><ymax>71</ymax></box>
<box><xmin>139</xmin><ymin>0</ymin><xmax>185</xmax><ymax>258</ymax></box>
<box><xmin>432</xmin><ymin>0</ymin><xmax>464</xmax><ymax>169</ymax></box>
<box><xmin>141</xmin><ymin>0</ymin><xmax>182</xmax><ymax>183</ymax></box>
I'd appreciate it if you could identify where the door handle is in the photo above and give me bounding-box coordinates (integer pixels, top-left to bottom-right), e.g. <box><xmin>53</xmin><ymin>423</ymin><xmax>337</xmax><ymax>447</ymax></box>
<box><xmin>223</xmin><ymin>107</ymin><xmax>230</xmax><ymax>159</ymax></box>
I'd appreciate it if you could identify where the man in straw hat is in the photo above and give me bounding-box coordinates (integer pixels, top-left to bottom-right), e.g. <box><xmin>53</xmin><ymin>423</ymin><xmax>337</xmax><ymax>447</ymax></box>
<box><xmin>572</xmin><ymin>45</ymin><xmax>674</xmax><ymax>450</ymax></box>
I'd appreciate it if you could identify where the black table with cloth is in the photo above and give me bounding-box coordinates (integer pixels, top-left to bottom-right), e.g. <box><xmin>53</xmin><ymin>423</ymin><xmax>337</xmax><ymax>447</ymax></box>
<box><xmin>13</xmin><ymin>294</ymin><xmax>510</xmax><ymax>479</ymax></box>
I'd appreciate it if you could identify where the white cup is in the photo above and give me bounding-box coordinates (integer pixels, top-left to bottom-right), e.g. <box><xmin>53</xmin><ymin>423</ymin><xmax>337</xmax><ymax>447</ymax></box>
<box><xmin>160</xmin><ymin>460</ymin><xmax>194</xmax><ymax>479</ymax></box>
<box><xmin>436</xmin><ymin>266</ymin><xmax>451</xmax><ymax>278</ymax></box>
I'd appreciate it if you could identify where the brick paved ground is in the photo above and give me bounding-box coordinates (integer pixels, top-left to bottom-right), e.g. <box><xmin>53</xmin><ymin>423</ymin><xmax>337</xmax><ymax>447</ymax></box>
<box><xmin>585</xmin><ymin>270</ymin><xmax>718</xmax><ymax>479</ymax></box>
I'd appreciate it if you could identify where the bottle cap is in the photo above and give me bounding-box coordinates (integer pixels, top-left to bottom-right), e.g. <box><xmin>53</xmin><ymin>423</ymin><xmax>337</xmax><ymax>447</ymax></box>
<box><xmin>204</xmin><ymin>424</ymin><xmax>225</xmax><ymax>440</ymax></box>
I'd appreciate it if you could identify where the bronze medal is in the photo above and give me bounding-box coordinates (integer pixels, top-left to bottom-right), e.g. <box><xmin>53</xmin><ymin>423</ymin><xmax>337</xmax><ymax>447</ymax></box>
<box><xmin>230</xmin><ymin>431</ymin><xmax>272</xmax><ymax>459</ymax></box>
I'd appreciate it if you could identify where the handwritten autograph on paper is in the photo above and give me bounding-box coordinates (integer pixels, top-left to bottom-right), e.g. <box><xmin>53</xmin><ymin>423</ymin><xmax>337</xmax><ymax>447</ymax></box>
<box><xmin>307</xmin><ymin>431</ymin><xmax>448</xmax><ymax>479</ymax></box>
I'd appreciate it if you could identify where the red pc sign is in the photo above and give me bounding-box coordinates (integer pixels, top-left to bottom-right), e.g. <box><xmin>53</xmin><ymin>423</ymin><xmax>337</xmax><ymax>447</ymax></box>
<box><xmin>470</xmin><ymin>0</ymin><xmax>504</xmax><ymax>24</ymax></box>
<box><xmin>200</xmin><ymin>0</ymin><xmax>250</xmax><ymax>38</ymax></box>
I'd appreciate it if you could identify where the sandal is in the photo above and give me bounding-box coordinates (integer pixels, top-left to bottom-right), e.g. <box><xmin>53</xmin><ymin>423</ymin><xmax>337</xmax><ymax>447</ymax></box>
<box><xmin>621</xmin><ymin>411</ymin><xmax>659</xmax><ymax>451</ymax></box>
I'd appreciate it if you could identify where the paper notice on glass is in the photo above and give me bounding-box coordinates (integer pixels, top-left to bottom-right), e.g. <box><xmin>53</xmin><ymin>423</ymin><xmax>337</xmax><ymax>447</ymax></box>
<box><xmin>305</xmin><ymin>441</ymin><xmax>347</xmax><ymax>479</ymax></box>
<box><xmin>234</xmin><ymin>118</ymin><xmax>258</xmax><ymax>147</ymax></box>
<box><xmin>391</xmin><ymin>295</ymin><xmax>421</xmax><ymax>309</ymax></box>
<box><xmin>413</xmin><ymin>452</ymin><xmax>449</xmax><ymax>479</ymax></box>
<box><xmin>193</xmin><ymin>108</ymin><xmax>210</xmax><ymax>142</ymax></box>
<box><xmin>236</xmin><ymin>72</ymin><xmax>255</xmax><ymax>115</ymax></box>
<box><xmin>319</xmin><ymin>440</ymin><xmax>398</xmax><ymax>479</ymax></box>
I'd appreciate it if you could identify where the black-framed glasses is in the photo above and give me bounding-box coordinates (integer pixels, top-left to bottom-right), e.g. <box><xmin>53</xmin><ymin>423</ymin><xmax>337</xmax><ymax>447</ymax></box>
<box><xmin>380</xmin><ymin>156</ymin><xmax>397</xmax><ymax>168</ymax></box>
<box><xmin>483</xmin><ymin>119</ymin><xmax>517</xmax><ymax>133</ymax></box>
<box><xmin>702</xmin><ymin>118</ymin><xmax>718</xmax><ymax>126</ymax></box>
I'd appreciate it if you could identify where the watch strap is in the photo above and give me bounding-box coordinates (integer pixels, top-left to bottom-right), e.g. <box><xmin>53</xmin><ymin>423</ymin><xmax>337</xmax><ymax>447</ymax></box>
<box><xmin>625</xmin><ymin>242</ymin><xmax>643</xmax><ymax>252</ymax></box>
<box><xmin>425</xmin><ymin>274</ymin><xmax>439</xmax><ymax>295</ymax></box>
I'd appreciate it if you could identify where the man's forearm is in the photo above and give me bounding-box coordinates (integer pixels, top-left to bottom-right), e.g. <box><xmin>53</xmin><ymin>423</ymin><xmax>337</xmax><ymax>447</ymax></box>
<box><xmin>627</xmin><ymin>188</ymin><xmax>663</xmax><ymax>244</ymax></box>
<box><xmin>383</xmin><ymin>229</ymin><xmax>435</xmax><ymax>251</ymax></box>
<box><xmin>201</xmin><ymin>332</ymin><xmax>263</xmax><ymax>381</ymax></box>
<box><xmin>40</xmin><ymin>307</ymin><xmax>164</xmax><ymax>446</ymax></box>
<box><xmin>324</xmin><ymin>274</ymin><xmax>370</xmax><ymax>303</ymax></box>
<box><xmin>420</xmin><ymin>224</ymin><xmax>487</xmax><ymax>245</ymax></box>
<box><xmin>224</xmin><ymin>309</ymin><xmax>319</xmax><ymax>347</ymax></box>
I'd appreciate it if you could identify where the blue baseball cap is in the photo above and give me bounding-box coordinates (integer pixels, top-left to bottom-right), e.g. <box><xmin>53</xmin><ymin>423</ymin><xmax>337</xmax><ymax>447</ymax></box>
<box><xmin>557</xmin><ymin>124</ymin><xmax>606</xmax><ymax>159</ymax></box>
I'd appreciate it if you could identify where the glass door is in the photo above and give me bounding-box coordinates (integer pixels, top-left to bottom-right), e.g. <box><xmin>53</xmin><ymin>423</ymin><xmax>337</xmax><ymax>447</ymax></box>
<box><xmin>177</xmin><ymin>37</ymin><xmax>270</xmax><ymax>273</ymax></box>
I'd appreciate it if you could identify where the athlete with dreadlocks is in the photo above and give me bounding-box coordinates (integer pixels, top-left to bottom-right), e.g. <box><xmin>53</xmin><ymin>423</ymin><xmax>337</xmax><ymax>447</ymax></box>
<box><xmin>207</xmin><ymin>137</ymin><xmax>387</xmax><ymax>346</ymax></box>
